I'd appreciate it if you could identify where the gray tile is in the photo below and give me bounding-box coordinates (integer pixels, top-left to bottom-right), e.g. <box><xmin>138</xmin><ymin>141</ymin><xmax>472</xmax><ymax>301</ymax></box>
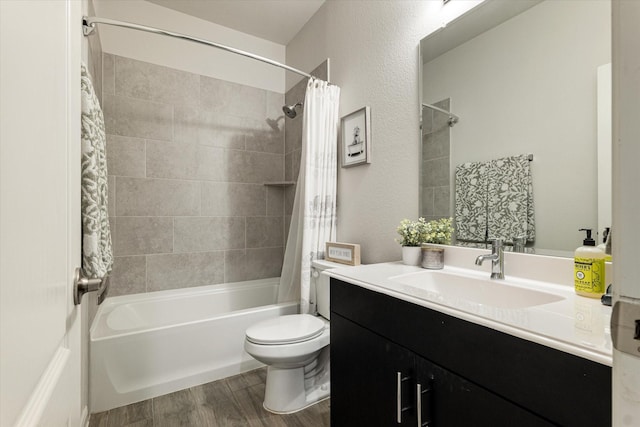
<box><xmin>421</xmin><ymin>187</ymin><xmax>434</xmax><ymax>217</ymax></box>
<box><xmin>103</xmin><ymin>93</ymin><xmax>173</xmax><ymax>141</ymax></box>
<box><xmin>114</xmin><ymin>217</ymin><xmax>173</xmax><ymax>255</ymax></box>
<box><xmin>421</xmin><ymin>109</ymin><xmax>434</xmax><ymax>135</ymax></box>
<box><xmin>108</xmin><ymin>175</ymin><xmax>116</xmax><ymax>217</ymax></box>
<box><xmin>224</xmin><ymin>247</ymin><xmax>283</xmax><ymax>282</ymax></box>
<box><xmin>107</xmin><ymin>400</ymin><xmax>152</xmax><ymax>427</ymax></box>
<box><xmin>115</xmin><ymin>56</ymin><xmax>199</xmax><ymax>107</ymax></box>
<box><xmin>116</xmin><ymin>177</ymin><xmax>200</xmax><ymax>216</ymax></box>
<box><xmin>196</xmin><ymin>145</ymin><xmax>226</xmax><ymax>182</ymax></box>
<box><xmin>174</xmin><ymin>217</ymin><xmax>245</xmax><ymax>253</ymax></box>
<box><xmin>284</xmin><ymin>112</ymin><xmax>303</xmax><ymax>154</ymax></box>
<box><xmin>246</xmin><ymin>217</ymin><xmax>283</xmax><ymax>248</ymax></box>
<box><xmin>146</xmin><ymin>140</ymin><xmax>198</xmax><ymax>180</ymax></box>
<box><xmin>200</xmin><ymin>76</ymin><xmax>266</xmax><ymax>121</ymax></box>
<box><xmin>423</xmin><ymin>156</ymin><xmax>450</xmax><ymax>188</ymax></box>
<box><xmin>284</xmin><ymin>185</ymin><xmax>296</xmax><ymax>216</ymax></box>
<box><xmin>311</xmin><ymin>60</ymin><xmax>329</xmax><ymax>82</ymax></box>
<box><xmin>245</xmin><ymin>123</ymin><xmax>284</xmax><ymax>154</ymax></box>
<box><xmin>423</xmin><ymin>128</ymin><xmax>450</xmax><ymax>160</ymax></box>
<box><xmin>432</xmin><ymin>98</ymin><xmax>451</xmax><ymax>130</ymax></box>
<box><xmin>266</xmin><ymin>187</ymin><xmax>284</xmax><ymax>216</ymax></box>
<box><xmin>434</xmin><ymin>186</ymin><xmax>451</xmax><ymax>217</ymax></box>
<box><xmin>284</xmin><ymin>215</ymin><xmax>292</xmax><ymax>244</ymax></box>
<box><xmin>107</xmin><ymin>256</ymin><xmax>146</xmax><ymax>297</ymax></box>
<box><xmin>284</xmin><ymin>152</ymin><xmax>293</xmax><ymax>182</ymax></box>
<box><xmin>223</xmin><ymin>150</ymin><xmax>284</xmax><ymax>183</ymax></box>
<box><xmin>266</xmin><ymin>90</ymin><xmax>284</xmax><ymax>124</ymax></box>
<box><xmin>88</xmin><ymin>39</ymin><xmax>103</xmax><ymax>104</ymax></box>
<box><xmin>147</xmin><ymin>252</ymin><xmax>224</xmax><ymax>291</ymax></box>
<box><xmin>201</xmin><ymin>183</ymin><xmax>266</xmax><ymax>217</ymax></box>
<box><xmin>174</xmin><ymin>106</ymin><xmax>246</xmax><ymax>150</ymax></box>
<box><xmin>106</xmin><ymin>135</ymin><xmax>145</xmax><ymax>177</ymax></box>
<box><xmin>291</xmin><ymin>149</ymin><xmax>301</xmax><ymax>182</ymax></box>
<box><xmin>102</xmin><ymin>53</ymin><xmax>115</xmax><ymax>96</ymax></box>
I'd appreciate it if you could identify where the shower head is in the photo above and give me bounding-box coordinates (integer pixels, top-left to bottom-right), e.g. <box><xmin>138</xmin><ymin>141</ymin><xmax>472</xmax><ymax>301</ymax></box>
<box><xmin>283</xmin><ymin>102</ymin><xmax>303</xmax><ymax>119</ymax></box>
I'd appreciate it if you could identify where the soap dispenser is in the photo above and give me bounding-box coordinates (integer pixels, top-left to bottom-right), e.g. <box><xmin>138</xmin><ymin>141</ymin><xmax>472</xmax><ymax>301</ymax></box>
<box><xmin>574</xmin><ymin>228</ymin><xmax>606</xmax><ymax>298</ymax></box>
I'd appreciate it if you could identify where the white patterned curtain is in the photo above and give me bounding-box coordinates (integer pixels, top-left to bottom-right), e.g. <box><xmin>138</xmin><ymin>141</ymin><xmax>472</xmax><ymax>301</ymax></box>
<box><xmin>278</xmin><ymin>79</ymin><xmax>340</xmax><ymax>314</ymax></box>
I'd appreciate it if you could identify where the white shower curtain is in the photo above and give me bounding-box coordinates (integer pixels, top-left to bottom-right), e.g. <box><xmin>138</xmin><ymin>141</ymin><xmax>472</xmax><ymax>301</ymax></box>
<box><xmin>278</xmin><ymin>79</ymin><xmax>341</xmax><ymax>314</ymax></box>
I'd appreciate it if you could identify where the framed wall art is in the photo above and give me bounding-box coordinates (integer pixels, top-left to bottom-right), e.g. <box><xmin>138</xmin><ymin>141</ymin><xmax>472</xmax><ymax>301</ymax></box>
<box><xmin>341</xmin><ymin>106</ymin><xmax>371</xmax><ymax>168</ymax></box>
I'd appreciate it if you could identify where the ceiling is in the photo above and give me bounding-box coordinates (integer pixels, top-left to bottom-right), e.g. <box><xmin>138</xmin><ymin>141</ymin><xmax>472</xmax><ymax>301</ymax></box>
<box><xmin>145</xmin><ymin>0</ymin><xmax>325</xmax><ymax>45</ymax></box>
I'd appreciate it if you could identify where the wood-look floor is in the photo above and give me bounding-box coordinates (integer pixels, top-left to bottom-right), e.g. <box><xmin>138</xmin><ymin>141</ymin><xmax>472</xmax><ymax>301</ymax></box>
<box><xmin>89</xmin><ymin>368</ymin><xmax>330</xmax><ymax>427</ymax></box>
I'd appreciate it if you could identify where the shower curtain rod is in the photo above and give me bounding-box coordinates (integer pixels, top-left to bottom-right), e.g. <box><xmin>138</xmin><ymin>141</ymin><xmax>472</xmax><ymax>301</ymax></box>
<box><xmin>82</xmin><ymin>16</ymin><xmax>317</xmax><ymax>81</ymax></box>
<box><xmin>422</xmin><ymin>102</ymin><xmax>460</xmax><ymax>126</ymax></box>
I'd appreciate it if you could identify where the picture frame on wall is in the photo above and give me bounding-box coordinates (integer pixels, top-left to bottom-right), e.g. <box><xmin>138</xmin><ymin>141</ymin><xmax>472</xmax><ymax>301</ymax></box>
<box><xmin>341</xmin><ymin>106</ymin><xmax>371</xmax><ymax>168</ymax></box>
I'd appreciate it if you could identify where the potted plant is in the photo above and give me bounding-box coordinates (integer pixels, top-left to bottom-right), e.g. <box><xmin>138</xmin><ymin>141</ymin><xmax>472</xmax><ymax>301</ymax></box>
<box><xmin>421</xmin><ymin>217</ymin><xmax>454</xmax><ymax>269</ymax></box>
<box><xmin>396</xmin><ymin>218</ymin><xmax>428</xmax><ymax>266</ymax></box>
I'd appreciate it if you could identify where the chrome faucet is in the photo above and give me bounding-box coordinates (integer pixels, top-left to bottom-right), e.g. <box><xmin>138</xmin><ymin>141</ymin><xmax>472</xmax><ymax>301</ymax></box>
<box><xmin>475</xmin><ymin>238</ymin><xmax>505</xmax><ymax>279</ymax></box>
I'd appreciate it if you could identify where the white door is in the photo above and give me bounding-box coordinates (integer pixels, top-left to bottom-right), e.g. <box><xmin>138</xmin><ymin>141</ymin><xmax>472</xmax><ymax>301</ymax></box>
<box><xmin>612</xmin><ymin>0</ymin><xmax>640</xmax><ymax>425</ymax></box>
<box><xmin>0</xmin><ymin>1</ymin><xmax>83</xmax><ymax>426</ymax></box>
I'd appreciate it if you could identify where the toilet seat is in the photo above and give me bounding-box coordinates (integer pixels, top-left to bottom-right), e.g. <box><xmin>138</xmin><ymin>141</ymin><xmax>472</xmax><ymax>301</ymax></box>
<box><xmin>246</xmin><ymin>314</ymin><xmax>325</xmax><ymax>345</ymax></box>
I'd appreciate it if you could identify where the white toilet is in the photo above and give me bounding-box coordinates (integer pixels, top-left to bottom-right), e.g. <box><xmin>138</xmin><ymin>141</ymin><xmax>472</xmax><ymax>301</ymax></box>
<box><xmin>244</xmin><ymin>259</ymin><xmax>344</xmax><ymax>414</ymax></box>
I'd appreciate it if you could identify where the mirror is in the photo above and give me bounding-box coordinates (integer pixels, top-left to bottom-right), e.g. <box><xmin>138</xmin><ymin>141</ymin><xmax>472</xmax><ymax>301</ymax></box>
<box><xmin>419</xmin><ymin>0</ymin><xmax>611</xmax><ymax>256</ymax></box>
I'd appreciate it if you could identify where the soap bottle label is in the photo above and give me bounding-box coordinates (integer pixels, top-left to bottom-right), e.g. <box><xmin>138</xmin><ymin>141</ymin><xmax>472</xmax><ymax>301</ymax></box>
<box><xmin>574</xmin><ymin>257</ymin><xmax>605</xmax><ymax>294</ymax></box>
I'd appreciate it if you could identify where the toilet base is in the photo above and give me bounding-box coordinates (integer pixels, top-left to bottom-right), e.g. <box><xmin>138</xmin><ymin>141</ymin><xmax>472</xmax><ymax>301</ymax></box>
<box><xmin>262</xmin><ymin>363</ymin><xmax>331</xmax><ymax>414</ymax></box>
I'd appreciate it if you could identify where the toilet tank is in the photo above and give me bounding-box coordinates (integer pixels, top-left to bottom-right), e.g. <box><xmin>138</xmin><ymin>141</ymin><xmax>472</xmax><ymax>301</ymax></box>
<box><xmin>312</xmin><ymin>259</ymin><xmax>350</xmax><ymax>320</ymax></box>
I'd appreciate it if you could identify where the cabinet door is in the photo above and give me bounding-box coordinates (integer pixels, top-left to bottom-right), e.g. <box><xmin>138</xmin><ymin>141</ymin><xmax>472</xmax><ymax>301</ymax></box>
<box><xmin>415</xmin><ymin>356</ymin><xmax>552</xmax><ymax>427</ymax></box>
<box><xmin>331</xmin><ymin>313</ymin><xmax>417</xmax><ymax>426</ymax></box>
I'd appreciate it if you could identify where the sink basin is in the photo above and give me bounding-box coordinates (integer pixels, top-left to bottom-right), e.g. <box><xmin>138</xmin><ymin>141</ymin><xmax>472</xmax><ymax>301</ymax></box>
<box><xmin>389</xmin><ymin>269</ymin><xmax>565</xmax><ymax>309</ymax></box>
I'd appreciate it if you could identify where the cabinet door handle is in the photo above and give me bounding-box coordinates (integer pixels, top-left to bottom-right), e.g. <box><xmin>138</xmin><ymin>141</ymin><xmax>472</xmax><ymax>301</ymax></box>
<box><xmin>417</xmin><ymin>378</ymin><xmax>433</xmax><ymax>427</ymax></box>
<box><xmin>397</xmin><ymin>372</ymin><xmax>411</xmax><ymax>423</ymax></box>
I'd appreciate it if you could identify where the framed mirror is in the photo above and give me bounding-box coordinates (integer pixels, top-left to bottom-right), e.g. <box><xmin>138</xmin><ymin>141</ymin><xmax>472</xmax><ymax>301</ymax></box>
<box><xmin>419</xmin><ymin>0</ymin><xmax>611</xmax><ymax>257</ymax></box>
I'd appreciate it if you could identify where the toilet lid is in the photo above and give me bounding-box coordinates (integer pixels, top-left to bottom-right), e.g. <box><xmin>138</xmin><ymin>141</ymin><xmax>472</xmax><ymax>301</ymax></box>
<box><xmin>246</xmin><ymin>314</ymin><xmax>325</xmax><ymax>345</ymax></box>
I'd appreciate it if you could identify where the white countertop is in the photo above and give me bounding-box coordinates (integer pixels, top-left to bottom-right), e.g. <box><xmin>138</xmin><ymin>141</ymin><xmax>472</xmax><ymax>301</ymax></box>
<box><xmin>327</xmin><ymin>258</ymin><xmax>613</xmax><ymax>367</ymax></box>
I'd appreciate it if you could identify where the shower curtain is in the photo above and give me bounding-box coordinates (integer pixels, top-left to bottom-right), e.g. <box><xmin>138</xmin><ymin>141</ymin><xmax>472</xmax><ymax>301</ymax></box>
<box><xmin>278</xmin><ymin>79</ymin><xmax>341</xmax><ymax>314</ymax></box>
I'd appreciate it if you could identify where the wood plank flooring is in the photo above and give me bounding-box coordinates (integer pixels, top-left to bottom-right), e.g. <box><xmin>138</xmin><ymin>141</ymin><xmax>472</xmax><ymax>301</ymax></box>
<box><xmin>89</xmin><ymin>368</ymin><xmax>330</xmax><ymax>427</ymax></box>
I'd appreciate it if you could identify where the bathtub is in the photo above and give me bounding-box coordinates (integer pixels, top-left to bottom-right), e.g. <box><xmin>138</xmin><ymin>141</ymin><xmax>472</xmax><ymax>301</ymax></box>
<box><xmin>89</xmin><ymin>277</ymin><xmax>297</xmax><ymax>412</ymax></box>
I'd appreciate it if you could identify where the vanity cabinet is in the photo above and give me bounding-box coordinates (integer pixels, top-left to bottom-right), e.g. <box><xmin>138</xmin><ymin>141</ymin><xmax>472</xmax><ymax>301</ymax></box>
<box><xmin>330</xmin><ymin>278</ymin><xmax>611</xmax><ymax>427</ymax></box>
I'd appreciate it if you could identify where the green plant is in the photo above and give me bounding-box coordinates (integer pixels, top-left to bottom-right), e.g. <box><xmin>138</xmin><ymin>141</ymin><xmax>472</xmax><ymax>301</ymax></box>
<box><xmin>424</xmin><ymin>217</ymin><xmax>454</xmax><ymax>245</ymax></box>
<box><xmin>396</xmin><ymin>218</ymin><xmax>428</xmax><ymax>247</ymax></box>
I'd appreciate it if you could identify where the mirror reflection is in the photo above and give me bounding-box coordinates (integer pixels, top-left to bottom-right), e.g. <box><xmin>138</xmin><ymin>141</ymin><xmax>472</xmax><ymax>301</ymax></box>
<box><xmin>420</xmin><ymin>0</ymin><xmax>611</xmax><ymax>256</ymax></box>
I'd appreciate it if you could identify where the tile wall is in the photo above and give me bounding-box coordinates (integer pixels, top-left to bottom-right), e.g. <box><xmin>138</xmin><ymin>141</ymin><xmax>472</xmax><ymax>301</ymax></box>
<box><xmin>420</xmin><ymin>98</ymin><xmax>451</xmax><ymax>222</ymax></box>
<box><xmin>103</xmin><ymin>54</ymin><xmax>287</xmax><ymax>296</ymax></box>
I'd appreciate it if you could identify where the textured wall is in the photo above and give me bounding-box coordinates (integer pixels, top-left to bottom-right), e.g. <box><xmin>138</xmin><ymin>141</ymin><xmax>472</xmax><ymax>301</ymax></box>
<box><xmin>286</xmin><ymin>1</ymin><xmax>479</xmax><ymax>263</ymax></box>
<box><xmin>103</xmin><ymin>54</ymin><xmax>286</xmax><ymax>296</ymax></box>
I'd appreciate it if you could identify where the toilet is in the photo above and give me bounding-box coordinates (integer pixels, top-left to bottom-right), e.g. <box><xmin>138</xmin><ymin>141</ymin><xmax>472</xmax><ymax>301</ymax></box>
<box><xmin>244</xmin><ymin>259</ymin><xmax>345</xmax><ymax>414</ymax></box>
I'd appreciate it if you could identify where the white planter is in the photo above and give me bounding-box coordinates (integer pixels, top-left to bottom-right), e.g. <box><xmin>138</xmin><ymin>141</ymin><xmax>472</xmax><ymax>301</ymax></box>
<box><xmin>401</xmin><ymin>246</ymin><xmax>422</xmax><ymax>266</ymax></box>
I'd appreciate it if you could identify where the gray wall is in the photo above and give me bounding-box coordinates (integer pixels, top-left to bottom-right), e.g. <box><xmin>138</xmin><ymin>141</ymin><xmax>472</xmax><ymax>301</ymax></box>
<box><xmin>103</xmin><ymin>54</ymin><xmax>286</xmax><ymax>296</ymax></box>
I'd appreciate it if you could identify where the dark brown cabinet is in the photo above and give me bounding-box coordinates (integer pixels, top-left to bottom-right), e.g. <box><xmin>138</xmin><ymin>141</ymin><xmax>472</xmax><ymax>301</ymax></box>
<box><xmin>330</xmin><ymin>278</ymin><xmax>611</xmax><ymax>427</ymax></box>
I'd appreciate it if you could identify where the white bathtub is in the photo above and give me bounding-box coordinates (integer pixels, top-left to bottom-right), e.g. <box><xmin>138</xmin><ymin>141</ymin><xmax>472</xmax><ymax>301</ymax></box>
<box><xmin>89</xmin><ymin>277</ymin><xmax>297</xmax><ymax>412</ymax></box>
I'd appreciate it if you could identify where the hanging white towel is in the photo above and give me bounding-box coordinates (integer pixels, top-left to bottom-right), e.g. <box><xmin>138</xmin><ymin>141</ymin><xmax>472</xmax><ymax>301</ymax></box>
<box><xmin>487</xmin><ymin>154</ymin><xmax>535</xmax><ymax>243</ymax></box>
<box><xmin>81</xmin><ymin>63</ymin><xmax>113</xmax><ymax>279</ymax></box>
<box><xmin>454</xmin><ymin>161</ymin><xmax>488</xmax><ymax>242</ymax></box>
